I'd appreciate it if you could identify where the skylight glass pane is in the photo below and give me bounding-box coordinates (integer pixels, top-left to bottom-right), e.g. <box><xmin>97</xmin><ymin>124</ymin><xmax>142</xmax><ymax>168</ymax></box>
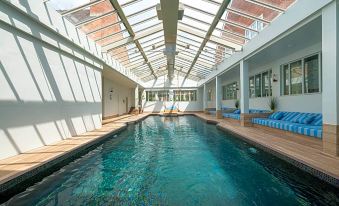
<box><xmin>61</xmin><ymin>0</ymin><xmax>115</xmax><ymax>25</ymax></box>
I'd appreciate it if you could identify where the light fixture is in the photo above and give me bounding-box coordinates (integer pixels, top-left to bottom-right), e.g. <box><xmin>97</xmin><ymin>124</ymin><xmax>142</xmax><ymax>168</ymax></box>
<box><xmin>109</xmin><ymin>88</ymin><xmax>114</xmax><ymax>100</ymax></box>
<box><xmin>273</xmin><ymin>74</ymin><xmax>278</xmax><ymax>82</ymax></box>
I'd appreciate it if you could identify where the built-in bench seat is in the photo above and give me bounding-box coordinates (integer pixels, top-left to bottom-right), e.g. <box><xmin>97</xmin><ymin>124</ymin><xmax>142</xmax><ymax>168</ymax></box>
<box><xmin>252</xmin><ymin>112</ymin><xmax>322</xmax><ymax>139</ymax></box>
<box><xmin>223</xmin><ymin>109</ymin><xmax>271</xmax><ymax>120</ymax></box>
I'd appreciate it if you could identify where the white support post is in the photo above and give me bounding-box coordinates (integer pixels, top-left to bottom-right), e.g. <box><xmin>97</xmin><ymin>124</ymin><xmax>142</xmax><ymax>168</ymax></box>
<box><xmin>216</xmin><ymin>76</ymin><xmax>222</xmax><ymax>118</ymax></box>
<box><xmin>240</xmin><ymin>60</ymin><xmax>250</xmax><ymax>126</ymax></box>
<box><xmin>322</xmin><ymin>0</ymin><xmax>339</xmax><ymax>156</ymax></box>
<box><xmin>240</xmin><ymin>60</ymin><xmax>249</xmax><ymax>113</ymax></box>
<box><xmin>134</xmin><ymin>85</ymin><xmax>139</xmax><ymax>114</ymax></box>
<box><xmin>203</xmin><ymin>84</ymin><xmax>207</xmax><ymax>113</ymax></box>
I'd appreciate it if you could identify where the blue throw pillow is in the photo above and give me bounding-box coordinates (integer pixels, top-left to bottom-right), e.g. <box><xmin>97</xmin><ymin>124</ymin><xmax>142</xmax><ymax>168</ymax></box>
<box><xmin>312</xmin><ymin>118</ymin><xmax>322</xmax><ymax>126</ymax></box>
<box><xmin>298</xmin><ymin>115</ymin><xmax>316</xmax><ymax>124</ymax></box>
<box><xmin>281</xmin><ymin>112</ymin><xmax>299</xmax><ymax>121</ymax></box>
<box><xmin>269</xmin><ymin>112</ymin><xmax>284</xmax><ymax>120</ymax></box>
<box><xmin>234</xmin><ymin>109</ymin><xmax>240</xmax><ymax>114</ymax></box>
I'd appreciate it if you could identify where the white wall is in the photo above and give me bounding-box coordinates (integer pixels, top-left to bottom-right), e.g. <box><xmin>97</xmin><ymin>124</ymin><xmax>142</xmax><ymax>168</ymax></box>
<box><xmin>0</xmin><ymin>16</ymin><xmax>103</xmax><ymax>160</ymax></box>
<box><xmin>102</xmin><ymin>77</ymin><xmax>134</xmax><ymax>117</ymax></box>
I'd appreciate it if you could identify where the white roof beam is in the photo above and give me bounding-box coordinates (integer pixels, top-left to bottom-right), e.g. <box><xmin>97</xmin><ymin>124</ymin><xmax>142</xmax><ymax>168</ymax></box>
<box><xmin>245</xmin><ymin>0</ymin><xmax>285</xmax><ymax>12</ymax></box>
<box><xmin>108</xmin><ymin>0</ymin><xmax>157</xmax><ymax>78</ymax></box>
<box><xmin>183</xmin><ymin>0</ymin><xmax>234</xmax><ymax>81</ymax></box>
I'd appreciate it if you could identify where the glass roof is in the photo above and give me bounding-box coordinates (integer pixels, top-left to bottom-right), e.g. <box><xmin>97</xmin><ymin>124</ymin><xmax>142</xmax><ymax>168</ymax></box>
<box><xmin>46</xmin><ymin>0</ymin><xmax>296</xmax><ymax>82</ymax></box>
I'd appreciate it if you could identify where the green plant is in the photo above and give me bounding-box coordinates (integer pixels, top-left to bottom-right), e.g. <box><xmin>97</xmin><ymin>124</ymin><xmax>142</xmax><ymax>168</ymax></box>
<box><xmin>268</xmin><ymin>97</ymin><xmax>278</xmax><ymax>111</ymax></box>
<box><xmin>235</xmin><ymin>99</ymin><xmax>240</xmax><ymax>109</ymax></box>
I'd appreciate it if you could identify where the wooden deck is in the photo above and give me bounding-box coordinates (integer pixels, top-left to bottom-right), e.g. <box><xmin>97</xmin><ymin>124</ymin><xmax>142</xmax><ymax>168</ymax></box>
<box><xmin>193</xmin><ymin>113</ymin><xmax>339</xmax><ymax>184</ymax></box>
<box><xmin>0</xmin><ymin>112</ymin><xmax>338</xmax><ymax>192</ymax></box>
<box><xmin>0</xmin><ymin>113</ymin><xmax>149</xmax><ymax>188</ymax></box>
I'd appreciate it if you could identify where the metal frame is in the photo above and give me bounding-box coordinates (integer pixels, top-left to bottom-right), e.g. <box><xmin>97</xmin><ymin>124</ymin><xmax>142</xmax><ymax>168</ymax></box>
<box><xmin>50</xmin><ymin>0</ymin><xmax>291</xmax><ymax>83</ymax></box>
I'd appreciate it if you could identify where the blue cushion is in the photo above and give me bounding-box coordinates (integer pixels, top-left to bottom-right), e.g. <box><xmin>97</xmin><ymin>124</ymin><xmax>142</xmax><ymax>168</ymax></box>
<box><xmin>233</xmin><ymin>109</ymin><xmax>240</xmax><ymax>114</ymax></box>
<box><xmin>269</xmin><ymin>112</ymin><xmax>284</xmax><ymax>120</ymax></box>
<box><xmin>281</xmin><ymin>112</ymin><xmax>299</xmax><ymax>121</ymax></box>
<box><xmin>312</xmin><ymin>118</ymin><xmax>322</xmax><ymax>126</ymax></box>
<box><xmin>291</xmin><ymin>113</ymin><xmax>308</xmax><ymax>123</ymax></box>
<box><xmin>252</xmin><ymin>117</ymin><xmax>323</xmax><ymax>138</ymax></box>
<box><xmin>299</xmin><ymin>115</ymin><xmax>316</xmax><ymax>124</ymax></box>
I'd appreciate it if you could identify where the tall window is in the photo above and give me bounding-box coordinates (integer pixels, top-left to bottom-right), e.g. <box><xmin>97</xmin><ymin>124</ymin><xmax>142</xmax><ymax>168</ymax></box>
<box><xmin>249</xmin><ymin>70</ymin><xmax>272</xmax><ymax>98</ymax></box>
<box><xmin>282</xmin><ymin>65</ymin><xmax>290</xmax><ymax>95</ymax></box>
<box><xmin>249</xmin><ymin>77</ymin><xmax>255</xmax><ymax>98</ymax></box>
<box><xmin>304</xmin><ymin>55</ymin><xmax>320</xmax><ymax>93</ymax></box>
<box><xmin>222</xmin><ymin>82</ymin><xmax>237</xmax><ymax>100</ymax></box>
<box><xmin>281</xmin><ymin>54</ymin><xmax>320</xmax><ymax>95</ymax></box>
<box><xmin>255</xmin><ymin>74</ymin><xmax>262</xmax><ymax>97</ymax></box>
<box><xmin>146</xmin><ymin>90</ymin><xmax>169</xmax><ymax>101</ymax></box>
<box><xmin>262</xmin><ymin>71</ymin><xmax>272</xmax><ymax>97</ymax></box>
<box><xmin>290</xmin><ymin>60</ymin><xmax>302</xmax><ymax>95</ymax></box>
<box><xmin>173</xmin><ymin>90</ymin><xmax>197</xmax><ymax>101</ymax></box>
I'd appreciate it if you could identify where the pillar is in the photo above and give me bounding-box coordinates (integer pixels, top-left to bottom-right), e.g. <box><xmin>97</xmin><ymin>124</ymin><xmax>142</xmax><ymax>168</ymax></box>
<box><xmin>240</xmin><ymin>60</ymin><xmax>251</xmax><ymax>126</ymax></box>
<box><xmin>216</xmin><ymin>76</ymin><xmax>222</xmax><ymax>119</ymax></box>
<box><xmin>134</xmin><ymin>85</ymin><xmax>139</xmax><ymax>114</ymax></box>
<box><xmin>203</xmin><ymin>84</ymin><xmax>208</xmax><ymax>114</ymax></box>
<box><xmin>322</xmin><ymin>1</ymin><xmax>339</xmax><ymax>156</ymax></box>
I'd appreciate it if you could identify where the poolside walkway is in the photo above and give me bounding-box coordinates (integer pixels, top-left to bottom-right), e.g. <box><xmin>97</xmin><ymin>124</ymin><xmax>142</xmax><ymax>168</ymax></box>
<box><xmin>193</xmin><ymin>112</ymin><xmax>339</xmax><ymax>185</ymax></box>
<box><xmin>0</xmin><ymin>113</ymin><xmax>149</xmax><ymax>190</ymax></box>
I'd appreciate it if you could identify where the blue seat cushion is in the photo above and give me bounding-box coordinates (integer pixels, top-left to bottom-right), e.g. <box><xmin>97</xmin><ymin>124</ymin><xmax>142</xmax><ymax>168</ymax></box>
<box><xmin>252</xmin><ymin>118</ymin><xmax>322</xmax><ymax>138</ymax></box>
<box><xmin>233</xmin><ymin>109</ymin><xmax>240</xmax><ymax>114</ymax></box>
<box><xmin>223</xmin><ymin>113</ymin><xmax>240</xmax><ymax>120</ymax></box>
<box><xmin>281</xmin><ymin>112</ymin><xmax>300</xmax><ymax>121</ymax></box>
<box><xmin>268</xmin><ymin>112</ymin><xmax>284</xmax><ymax>120</ymax></box>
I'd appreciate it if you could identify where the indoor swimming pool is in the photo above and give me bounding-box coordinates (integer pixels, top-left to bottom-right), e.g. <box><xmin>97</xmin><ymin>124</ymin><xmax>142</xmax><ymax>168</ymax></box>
<box><xmin>4</xmin><ymin>116</ymin><xmax>339</xmax><ymax>205</ymax></box>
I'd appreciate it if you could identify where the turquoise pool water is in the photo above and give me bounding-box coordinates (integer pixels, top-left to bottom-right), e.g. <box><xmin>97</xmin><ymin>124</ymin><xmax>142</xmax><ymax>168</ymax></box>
<box><xmin>4</xmin><ymin>116</ymin><xmax>339</xmax><ymax>205</ymax></box>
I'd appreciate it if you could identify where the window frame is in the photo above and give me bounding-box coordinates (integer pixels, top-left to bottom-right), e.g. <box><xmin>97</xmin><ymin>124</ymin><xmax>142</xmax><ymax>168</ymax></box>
<box><xmin>173</xmin><ymin>90</ymin><xmax>197</xmax><ymax>102</ymax></box>
<box><xmin>280</xmin><ymin>52</ymin><xmax>321</xmax><ymax>96</ymax></box>
<box><xmin>222</xmin><ymin>82</ymin><xmax>238</xmax><ymax>100</ymax></box>
<box><xmin>249</xmin><ymin>69</ymin><xmax>272</xmax><ymax>99</ymax></box>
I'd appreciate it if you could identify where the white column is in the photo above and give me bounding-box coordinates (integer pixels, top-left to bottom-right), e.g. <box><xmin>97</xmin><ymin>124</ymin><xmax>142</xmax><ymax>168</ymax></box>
<box><xmin>240</xmin><ymin>60</ymin><xmax>249</xmax><ymax>114</ymax></box>
<box><xmin>134</xmin><ymin>85</ymin><xmax>139</xmax><ymax>109</ymax></box>
<box><xmin>322</xmin><ymin>1</ymin><xmax>339</xmax><ymax>156</ymax></box>
<box><xmin>322</xmin><ymin>1</ymin><xmax>339</xmax><ymax>125</ymax></box>
<box><xmin>215</xmin><ymin>76</ymin><xmax>221</xmax><ymax>110</ymax></box>
<box><xmin>203</xmin><ymin>84</ymin><xmax>207</xmax><ymax>110</ymax></box>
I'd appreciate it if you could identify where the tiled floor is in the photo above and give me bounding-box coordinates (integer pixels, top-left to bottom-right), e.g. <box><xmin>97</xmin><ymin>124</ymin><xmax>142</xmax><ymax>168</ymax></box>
<box><xmin>0</xmin><ymin>112</ymin><xmax>338</xmax><ymax>189</ymax></box>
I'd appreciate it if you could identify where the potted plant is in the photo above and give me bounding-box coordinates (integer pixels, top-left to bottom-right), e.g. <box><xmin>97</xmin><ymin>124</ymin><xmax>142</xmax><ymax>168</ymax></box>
<box><xmin>268</xmin><ymin>97</ymin><xmax>278</xmax><ymax>112</ymax></box>
<box><xmin>235</xmin><ymin>99</ymin><xmax>240</xmax><ymax>109</ymax></box>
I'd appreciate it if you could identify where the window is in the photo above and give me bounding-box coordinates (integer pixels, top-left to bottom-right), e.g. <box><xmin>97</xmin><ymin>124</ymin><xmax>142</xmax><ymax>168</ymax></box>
<box><xmin>146</xmin><ymin>90</ymin><xmax>169</xmax><ymax>101</ymax></box>
<box><xmin>281</xmin><ymin>54</ymin><xmax>320</xmax><ymax>95</ymax></box>
<box><xmin>222</xmin><ymin>82</ymin><xmax>237</xmax><ymax>100</ymax></box>
<box><xmin>282</xmin><ymin>65</ymin><xmax>290</xmax><ymax>95</ymax></box>
<box><xmin>208</xmin><ymin>89</ymin><xmax>212</xmax><ymax>101</ymax></box>
<box><xmin>290</xmin><ymin>60</ymin><xmax>302</xmax><ymax>95</ymax></box>
<box><xmin>304</xmin><ymin>55</ymin><xmax>320</xmax><ymax>93</ymax></box>
<box><xmin>255</xmin><ymin>74</ymin><xmax>262</xmax><ymax>97</ymax></box>
<box><xmin>173</xmin><ymin>90</ymin><xmax>197</xmax><ymax>101</ymax></box>
<box><xmin>262</xmin><ymin>71</ymin><xmax>272</xmax><ymax>97</ymax></box>
<box><xmin>249</xmin><ymin>70</ymin><xmax>272</xmax><ymax>98</ymax></box>
<box><xmin>249</xmin><ymin>77</ymin><xmax>255</xmax><ymax>98</ymax></box>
